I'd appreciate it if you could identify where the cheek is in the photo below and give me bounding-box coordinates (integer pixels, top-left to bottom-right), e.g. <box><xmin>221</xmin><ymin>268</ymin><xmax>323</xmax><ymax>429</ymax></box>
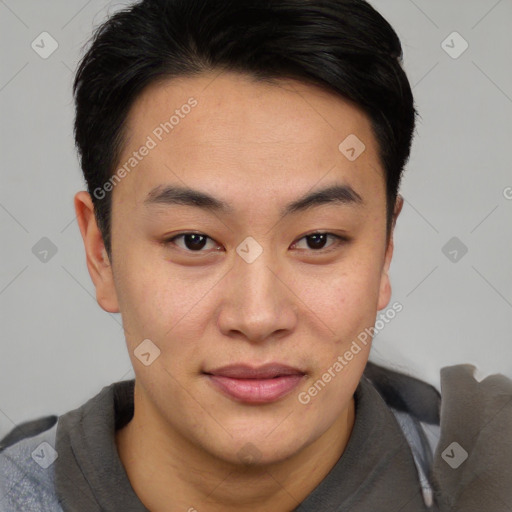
<box><xmin>112</xmin><ymin>250</ymin><xmax>177</xmax><ymax>341</ymax></box>
<box><xmin>112</xmin><ymin>250</ymin><xmax>218</xmax><ymax>360</ymax></box>
<box><xmin>293</xmin><ymin>264</ymin><xmax>379</xmax><ymax>433</ymax></box>
<box><xmin>298</xmin><ymin>258</ymin><xmax>382</xmax><ymax>339</ymax></box>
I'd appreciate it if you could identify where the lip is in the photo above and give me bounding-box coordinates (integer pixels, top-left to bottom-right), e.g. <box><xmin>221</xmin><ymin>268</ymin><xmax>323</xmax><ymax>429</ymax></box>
<box><xmin>205</xmin><ymin>363</ymin><xmax>305</xmax><ymax>379</ymax></box>
<box><xmin>204</xmin><ymin>363</ymin><xmax>306</xmax><ymax>404</ymax></box>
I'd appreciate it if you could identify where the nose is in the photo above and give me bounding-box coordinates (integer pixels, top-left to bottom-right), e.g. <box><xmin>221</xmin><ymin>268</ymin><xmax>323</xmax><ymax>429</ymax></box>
<box><xmin>216</xmin><ymin>246</ymin><xmax>298</xmax><ymax>344</ymax></box>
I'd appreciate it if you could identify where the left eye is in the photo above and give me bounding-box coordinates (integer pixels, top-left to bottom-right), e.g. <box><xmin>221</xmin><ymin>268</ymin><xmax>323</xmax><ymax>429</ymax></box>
<box><xmin>292</xmin><ymin>232</ymin><xmax>344</xmax><ymax>251</ymax></box>
<box><xmin>164</xmin><ymin>232</ymin><xmax>345</xmax><ymax>253</ymax></box>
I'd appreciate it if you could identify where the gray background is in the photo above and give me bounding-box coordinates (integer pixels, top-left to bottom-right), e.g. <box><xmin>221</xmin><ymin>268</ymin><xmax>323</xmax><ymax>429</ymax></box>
<box><xmin>1</xmin><ymin>0</ymin><xmax>511</xmax><ymax>440</ymax></box>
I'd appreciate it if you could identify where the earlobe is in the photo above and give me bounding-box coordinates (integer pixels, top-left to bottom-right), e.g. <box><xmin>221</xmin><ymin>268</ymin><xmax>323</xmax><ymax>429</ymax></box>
<box><xmin>377</xmin><ymin>237</ymin><xmax>393</xmax><ymax>311</ymax></box>
<box><xmin>74</xmin><ymin>191</ymin><xmax>120</xmax><ymax>313</ymax></box>
<box><xmin>392</xmin><ymin>194</ymin><xmax>404</xmax><ymax>231</ymax></box>
<box><xmin>377</xmin><ymin>195</ymin><xmax>403</xmax><ymax>311</ymax></box>
<box><xmin>377</xmin><ymin>270</ymin><xmax>392</xmax><ymax>311</ymax></box>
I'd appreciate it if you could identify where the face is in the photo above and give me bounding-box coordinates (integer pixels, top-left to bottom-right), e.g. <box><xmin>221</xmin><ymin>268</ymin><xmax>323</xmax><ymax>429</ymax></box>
<box><xmin>77</xmin><ymin>71</ymin><xmax>400</xmax><ymax>466</ymax></box>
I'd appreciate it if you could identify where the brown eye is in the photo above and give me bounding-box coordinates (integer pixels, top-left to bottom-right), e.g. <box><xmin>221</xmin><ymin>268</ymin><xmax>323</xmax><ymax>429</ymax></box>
<box><xmin>292</xmin><ymin>232</ymin><xmax>346</xmax><ymax>252</ymax></box>
<box><xmin>305</xmin><ymin>233</ymin><xmax>329</xmax><ymax>250</ymax></box>
<box><xmin>164</xmin><ymin>233</ymin><xmax>219</xmax><ymax>252</ymax></box>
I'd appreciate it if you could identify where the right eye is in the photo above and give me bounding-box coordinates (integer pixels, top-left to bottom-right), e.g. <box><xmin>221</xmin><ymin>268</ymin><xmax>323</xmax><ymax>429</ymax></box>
<box><xmin>162</xmin><ymin>232</ymin><xmax>222</xmax><ymax>253</ymax></box>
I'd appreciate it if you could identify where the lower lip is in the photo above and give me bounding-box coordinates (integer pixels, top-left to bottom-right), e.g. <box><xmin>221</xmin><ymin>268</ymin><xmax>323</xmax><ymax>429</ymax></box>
<box><xmin>205</xmin><ymin>374</ymin><xmax>305</xmax><ymax>403</ymax></box>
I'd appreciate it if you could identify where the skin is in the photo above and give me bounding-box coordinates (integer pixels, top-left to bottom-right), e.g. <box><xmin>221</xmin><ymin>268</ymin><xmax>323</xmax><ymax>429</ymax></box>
<box><xmin>74</xmin><ymin>70</ymin><xmax>403</xmax><ymax>512</ymax></box>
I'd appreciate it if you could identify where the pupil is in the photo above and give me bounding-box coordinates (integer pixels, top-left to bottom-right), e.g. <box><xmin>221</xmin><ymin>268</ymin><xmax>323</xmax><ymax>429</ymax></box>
<box><xmin>185</xmin><ymin>234</ymin><xmax>207</xmax><ymax>250</ymax></box>
<box><xmin>308</xmin><ymin>234</ymin><xmax>326</xmax><ymax>249</ymax></box>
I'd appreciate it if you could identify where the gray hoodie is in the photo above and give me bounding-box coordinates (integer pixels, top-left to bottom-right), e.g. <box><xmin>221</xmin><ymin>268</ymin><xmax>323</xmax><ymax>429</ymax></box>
<box><xmin>1</xmin><ymin>362</ymin><xmax>510</xmax><ymax>511</ymax></box>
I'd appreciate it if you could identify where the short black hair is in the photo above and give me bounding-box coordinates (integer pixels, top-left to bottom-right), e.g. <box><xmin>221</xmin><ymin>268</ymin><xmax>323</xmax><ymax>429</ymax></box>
<box><xmin>73</xmin><ymin>0</ymin><xmax>417</xmax><ymax>260</ymax></box>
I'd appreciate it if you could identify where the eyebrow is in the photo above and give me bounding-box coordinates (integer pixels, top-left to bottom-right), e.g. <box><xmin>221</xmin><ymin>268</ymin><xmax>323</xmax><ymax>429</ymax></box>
<box><xmin>144</xmin><ymin>182</ymin><xmax>364</xmax><ymax>218</ymax></box>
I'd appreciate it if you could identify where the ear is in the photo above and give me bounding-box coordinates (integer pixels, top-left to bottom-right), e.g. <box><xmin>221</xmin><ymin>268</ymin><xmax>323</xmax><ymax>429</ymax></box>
<box><xmin>74</xmin><ymin>191</ymin><xmax>120</xmax><ymax>313</ymax></box>
<box><xmin>377</xmin><ymin>194</ymin><xmax>404</xmax><ymax>311</ymax></box>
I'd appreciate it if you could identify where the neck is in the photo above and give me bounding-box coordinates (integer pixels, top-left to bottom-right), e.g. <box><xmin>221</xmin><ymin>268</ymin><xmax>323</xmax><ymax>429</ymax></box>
<box><xmin>115</xmin><ymin>383</ymin><xmax>355</xmax><ymax>512</ymax></box>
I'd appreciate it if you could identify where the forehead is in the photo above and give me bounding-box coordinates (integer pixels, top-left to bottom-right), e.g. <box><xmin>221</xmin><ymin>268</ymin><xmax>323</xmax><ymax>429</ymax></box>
<box><xmin>115</xmin><ymin>71</ymin><xmax>385</xmax><ymax>213</ymax></box>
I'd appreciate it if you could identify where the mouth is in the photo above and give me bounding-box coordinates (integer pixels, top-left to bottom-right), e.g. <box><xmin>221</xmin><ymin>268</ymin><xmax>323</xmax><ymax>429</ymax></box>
<box><xmin>203</xmin><ymin>363</ymin><xmax>306</xmax><ymax>404</ymax></box>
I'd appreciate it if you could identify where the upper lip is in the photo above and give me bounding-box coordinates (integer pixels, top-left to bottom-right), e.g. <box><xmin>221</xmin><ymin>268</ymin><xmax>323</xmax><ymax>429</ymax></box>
<box><xmin>204</xmin><ymin>363</ymin><xmax>305</xmax><ymax>379</ymax></box>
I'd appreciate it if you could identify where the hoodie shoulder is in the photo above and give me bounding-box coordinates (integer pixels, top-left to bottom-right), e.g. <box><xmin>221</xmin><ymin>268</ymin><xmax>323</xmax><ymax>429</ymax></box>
<box><xmin>0</xmin><ymin>415</ymin><xmax>58</xmax><ymax>453</ymax></box>
<box><xmin>0</xmin><ymin>417</ymin><xmax>64</xmax><ymax>512</ymax></box>
<box><xmin>431</xmin><ymin>364</ymin><xmax>512</xmax><ymax>510</ymax></box>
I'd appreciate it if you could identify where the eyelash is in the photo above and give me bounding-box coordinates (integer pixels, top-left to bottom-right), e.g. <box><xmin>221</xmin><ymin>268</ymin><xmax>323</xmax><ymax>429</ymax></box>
<box><xmin>162</xmin><ymin>231</ymin><xmax>349</xmax><ymax>254</ymax></box>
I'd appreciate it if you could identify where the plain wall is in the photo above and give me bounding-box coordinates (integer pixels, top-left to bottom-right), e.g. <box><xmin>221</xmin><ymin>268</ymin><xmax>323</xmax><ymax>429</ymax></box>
<box><xmin>1</xmin><ymin>0</ymin><xmax>511</xmax><ymax>439</ymax></box>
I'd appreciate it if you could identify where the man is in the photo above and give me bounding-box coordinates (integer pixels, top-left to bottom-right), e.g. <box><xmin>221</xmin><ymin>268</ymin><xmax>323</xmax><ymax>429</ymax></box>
<box><xmin>1</xmin><ymin>0</ymin><xmax>511</xmax><ymax>511</ymax></box>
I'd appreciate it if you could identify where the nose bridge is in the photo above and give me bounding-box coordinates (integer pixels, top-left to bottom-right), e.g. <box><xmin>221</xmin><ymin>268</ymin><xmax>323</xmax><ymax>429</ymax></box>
<box><xmin>217</xmin><ymin>237</ymin><xmax>297</xmax><ymax>341</ymax></box>
<box><xmin>235</xmin><ymin>239</ymin><xmax>282</xmax><ymax>309</ymax></box>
